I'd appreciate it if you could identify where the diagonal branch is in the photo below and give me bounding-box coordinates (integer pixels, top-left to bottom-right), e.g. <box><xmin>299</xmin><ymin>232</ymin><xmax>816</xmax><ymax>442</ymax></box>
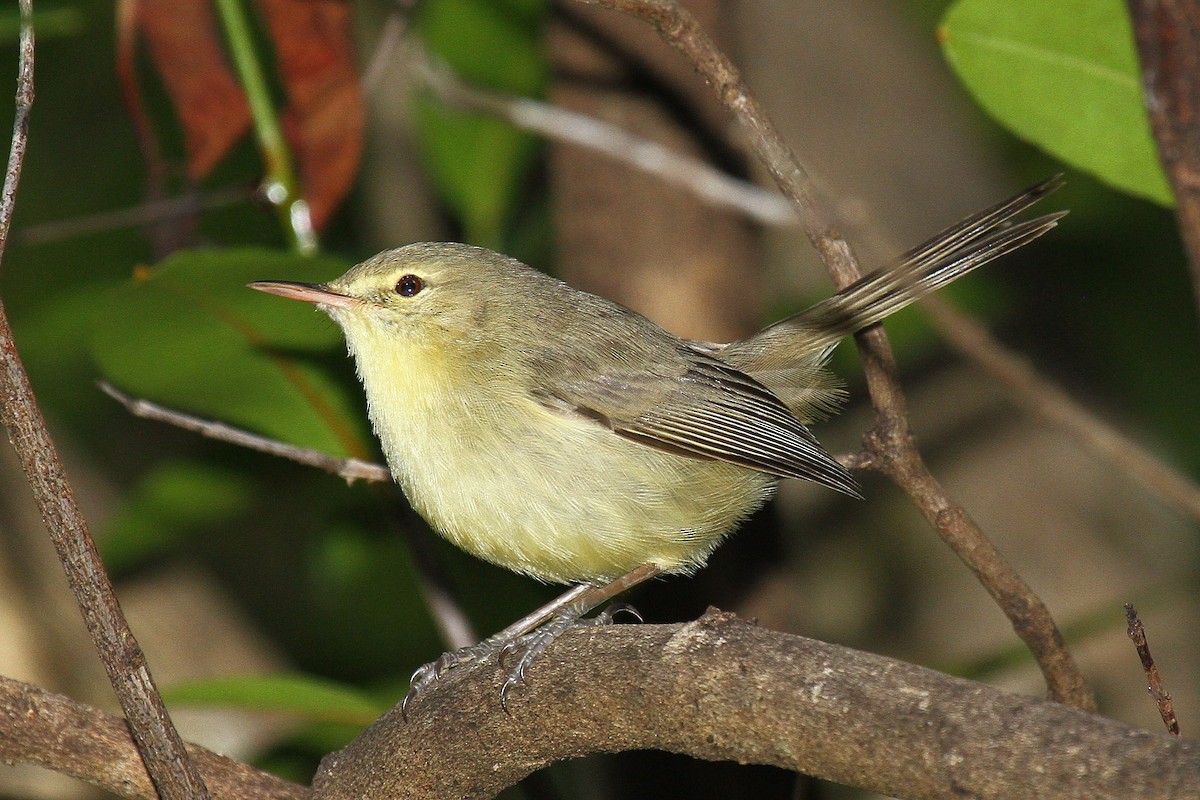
<box><xmin>1128</xmin><ymin>0</ymin><xmax>1200</xmax><ymax>316</ymax></box>
<box><xmin>924</xmin><ymin>298</ymin><xmax>1200</xmax><ymax>522</ymax></box>
<box><xmin>95</xmin><ymin>385</ymin><xmax>482</xmax><ymax>651</ymax></box>
<box><xmin>98</xmin><ymin>381</ymin><xmax>391</xmax><ymax>484</ymax></box>
<box><xmin>0</xmin><ymin>5</ymin><xmax>210</xmax><ymax>799</ymax></box>
<box><xmin>577</xmin><ymin>0</ymin><xmax>1095</xmax><ymax>710</ymax></box>
<box><xmin>0</xmin><ymin>675</ymin><xmax>307</xmax><ymax>800</ymax></box>
<box><xmin>411</xmin><ymin>43</ymin><xmax>797</xmax><ymax>225</ymax></box>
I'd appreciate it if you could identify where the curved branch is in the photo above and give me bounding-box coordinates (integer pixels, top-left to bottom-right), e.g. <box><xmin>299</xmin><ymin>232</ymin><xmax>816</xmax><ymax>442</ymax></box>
<box><xmin>575</xmin><ymin>0</ymin><xmax>1094</xmax><ymax>710</ymax></box>
<box><xmin>313</xmin><ymin>612</ymin><xmax>1196</xmax><ymax>800</ymax></box>
<box><xmin>0</xmin><ymin>676</ymin><xmax>307</xmax><ymax>800</ymax></box>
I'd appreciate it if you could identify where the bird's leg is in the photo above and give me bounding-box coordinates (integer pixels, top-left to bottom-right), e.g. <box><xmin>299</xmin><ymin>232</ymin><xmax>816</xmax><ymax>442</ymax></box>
<box><xmin>497</xmin><ymin>563</ymin><xmax>662</xmax><ymax>710</ymax></box>
<box><xmin>402</xmin><ymin>582</ymin><xmax>592</xmax><ymax>717</ymax></box>
<box><xmin>402</xmin><ymin>563</ymin><xmax>662</xmax><ymax>716</ymax></box>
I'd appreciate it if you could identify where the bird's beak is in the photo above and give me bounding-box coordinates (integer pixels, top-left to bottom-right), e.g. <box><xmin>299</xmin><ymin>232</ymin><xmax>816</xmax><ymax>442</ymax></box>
<box><xmin>248</xmin><ymin>280</ymin><xmax>358</xmax><ymax>309</ymax></box>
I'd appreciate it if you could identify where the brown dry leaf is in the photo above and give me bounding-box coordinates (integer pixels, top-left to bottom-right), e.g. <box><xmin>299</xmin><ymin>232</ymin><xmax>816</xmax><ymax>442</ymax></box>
<box><xmin>132</xmin><ymin>0</ymin><xmax>252</xmax><ymax>180</ymax></box>
<box><xmin>258</xmin><ymin>0</ymin><xmax>365</xmax><ymax>230</ymax></box>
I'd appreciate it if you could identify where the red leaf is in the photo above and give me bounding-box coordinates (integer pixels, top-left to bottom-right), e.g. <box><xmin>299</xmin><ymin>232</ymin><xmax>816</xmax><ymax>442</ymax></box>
<box><xmin>134</xmin><ymin>0</ymin><xmax>252</xmax><ymax>180</ymax></box>
<box><xmin>257</xmin><ymin>0</ymin><xmax>365</xmax><ymax>230</ymax></box>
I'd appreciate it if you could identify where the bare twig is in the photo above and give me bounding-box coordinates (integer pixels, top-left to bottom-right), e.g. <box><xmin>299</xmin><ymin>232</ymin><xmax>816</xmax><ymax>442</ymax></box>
<box><xmin>313</xmin><ymin>611</ymin><xmax>1199</xmax><ymax>800</ymax></box>
<box><xmin>578</xmin><ymin>0</ymin><xmax>1095</xmax><ymax>710</ymax></box>
<box><xmin>16</xmin><ymin>185</ymin><xmax>248</xmax><ymax>245</ymax></box>
<box><xmin>412</xmin><ymin>47</ymin><xmax>796</xmax><ymax>226</ymax></box>
<box><xmin>924</xmin><ymin>298</ymin><xmax>1200</xmax><ymax>522</ymax></box>
<box><xmin>97</xmin><ymin>383</ymin><xmax>480</xmax><ymax>650</ymax></box>
<box><xmin>1125</xmin><ymin>603</ymin><xmax>1181</xmax><ymax>736</ymax></box>
<box><xmin>360</xmin><ymin>7</ymin><xmax>796</xmax><ymax>227</ymax></box>
<box><xmin>1129</xmin><ymin>0</ymin><xmax>1200</xmax><ymax>316</ymax></box>
<box><xmin>98</xmin><ymin>381</ymin><xmax>391</xmax><ymax>484</ymax></box>
<box><xmin>0</xmin><ymin>7</ymin><xmax>210</xmax><ymax>799</ymax></box>
<box><xmin>0</xmin><ymin>675</ymin><xmax>308</xmax><ymax>800</ymax></box>
<box><xmin>361</xmin><ymin>0</ymin><xmax>417</xmax><ymax>92</ymax></box>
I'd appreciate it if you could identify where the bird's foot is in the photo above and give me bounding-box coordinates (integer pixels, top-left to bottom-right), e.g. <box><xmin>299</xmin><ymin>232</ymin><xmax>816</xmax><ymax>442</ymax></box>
<box><xmin>401</xmin><ymin>637</ymin><xmax>501</xmax><ymax>719</ymax></box>
<box><xmin>496</xmin><ymin>602</ymin><xmax>641</xmax><ymax>711</ymax></box>
<box><xmin>401</xmin><ymin>601</ymin><xmax>642</xmax><ymax>717</ymax></box>
<box><xmin>401</xmin><ymin>565</ymin><xmax>662</xmax><ymax>718</ymax></box>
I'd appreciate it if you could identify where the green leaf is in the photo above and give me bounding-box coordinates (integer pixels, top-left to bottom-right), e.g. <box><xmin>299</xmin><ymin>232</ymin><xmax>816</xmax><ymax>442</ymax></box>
<box><xmin>91</xmin><ymin>248</ymin><xmax>373</xmax><ymax>460</ymax></box>
<box><xmin>940</xmin><ymin>0</ymin><xmax>1172</xmax><ymax>205</ymax></box>
<box><xmin>161</xmin><ymin>673</ymin><xmax>387</xmax><ymax>727</ymax></box>
<box><xmin>99</xmin><ymin>461</ymin><xmax>253</xmax><ymax>574</ymax></box>
<box><xmin>0</xmin><ymin>7</ymin><xmax>86</xmax><ymax>40</ymax></box>
<box><xmin>413</xmin><ymin>0</ymin><xmax>548</xmax><ymax>245</ymax></box>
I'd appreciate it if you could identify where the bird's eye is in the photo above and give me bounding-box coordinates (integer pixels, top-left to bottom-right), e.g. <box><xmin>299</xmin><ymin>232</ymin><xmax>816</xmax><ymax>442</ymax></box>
<box><xmin>395</xmin><ymin>274</ymin><xmax>424</xmax><ymax>297</ymax></box>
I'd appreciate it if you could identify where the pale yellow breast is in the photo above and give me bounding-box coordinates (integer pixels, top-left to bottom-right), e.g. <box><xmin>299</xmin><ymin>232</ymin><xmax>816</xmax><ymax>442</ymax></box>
<box><xmin>347</xmin><ymin>326</ymin><xmax>774</xmax><ymax>583</ymax></box>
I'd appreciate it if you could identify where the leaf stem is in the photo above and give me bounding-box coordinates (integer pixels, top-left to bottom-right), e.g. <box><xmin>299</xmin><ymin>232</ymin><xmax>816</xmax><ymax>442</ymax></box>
<box><xmin>213</xmin><ymin>0</ymin><xmax>317</xmax><ymax>254</ymax></box>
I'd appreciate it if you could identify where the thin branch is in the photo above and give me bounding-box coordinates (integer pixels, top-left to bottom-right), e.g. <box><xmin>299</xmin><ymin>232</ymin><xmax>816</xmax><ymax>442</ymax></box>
<box><xmin>0</xmin><ymin>8</ymin><xmax>210</xmax><ymax>799</ymax></box>
<box><xmin>1125</xmin><ymin>603</ymin><xmax>1181</xmax><ymax>736</ymax></box>
<box><xmin>359</xmin><ymin>10</ymin><xmax>796</xmax><ymax>227</ymax></box>
<box><xmin>0</xmin><ymin>675</ymin><xmax>308</xmax><ymax>800</ymax></box>
<box><xmin>1128</xmin><ymin>0</ymin><xmax>1200</xmax><ymax>317</ymax></box>
<box><xmin>0</xmin><ymin>2</ymin><xmax>32</xmax><ymax>252</ymax></box>
<box><xmin>313</xmin><ymin>611</ymin><xmax>1199</xmax><ymax>800</ymax></box>
<box><xmin>576</xmin><ymin>0</ymin><xmax>1095</xmax><ymax>710</ymax></box>
<box><xmin>411</xmin><ymin>46</ymin><xmax>796</xmax><ymax>226</ymax></box>
<box><xmin>15</xmin><ymin>185</ymin><xmax>249</xmax><ymax>245</ymax></box>
<box><xmin>924</xmin><ymin>298</ymin><xmax>1200</xmax><ymax>523</ymax></box>
<box><xmin>361</xmin><ymin>0</ymin><xmax>417</xmax><ymax>92</ymax></box>
<box><xmin>98</xmin><ymin>381</ymin><xmax>391</xmax><ymax>484</ymax></box>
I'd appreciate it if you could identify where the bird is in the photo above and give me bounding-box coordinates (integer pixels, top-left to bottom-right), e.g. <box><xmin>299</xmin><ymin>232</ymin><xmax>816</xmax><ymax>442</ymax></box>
<box><xmin>249</xmin><ymin>175</ymin><xmax>1064</xmax><ymax>710</ymax></box>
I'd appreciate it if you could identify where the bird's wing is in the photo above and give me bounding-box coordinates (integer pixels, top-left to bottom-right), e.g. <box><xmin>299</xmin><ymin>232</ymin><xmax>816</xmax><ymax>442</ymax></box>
<box><xmin>529</xmin><ymin>336</ymin><xmax>860</xmax><ymax>497</ymax></box>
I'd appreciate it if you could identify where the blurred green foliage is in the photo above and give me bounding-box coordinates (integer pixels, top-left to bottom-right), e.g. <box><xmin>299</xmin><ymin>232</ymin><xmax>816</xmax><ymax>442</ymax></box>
<box><xmin>92</xmin><ymin>248</ymin><xmax>371</xmax><ymax>459</ymax></box>
<box><xmin>412</xmin><ymin>0</ymin><xmax>548</xmax><ymax>247</ymax></box>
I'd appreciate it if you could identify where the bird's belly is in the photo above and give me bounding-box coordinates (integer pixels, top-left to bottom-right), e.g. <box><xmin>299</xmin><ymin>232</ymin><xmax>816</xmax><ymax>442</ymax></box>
<box><xmin>375</xmin><ymin>395</ymin><xmax>775</xmax><ymax>584</ymax></box>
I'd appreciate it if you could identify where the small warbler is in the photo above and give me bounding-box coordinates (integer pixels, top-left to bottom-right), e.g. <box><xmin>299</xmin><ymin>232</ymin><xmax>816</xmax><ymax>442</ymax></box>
<box><xmin>250</xmin><ymin>176</ymin><xmax>1063</xmax><ymax>709</ymax></box>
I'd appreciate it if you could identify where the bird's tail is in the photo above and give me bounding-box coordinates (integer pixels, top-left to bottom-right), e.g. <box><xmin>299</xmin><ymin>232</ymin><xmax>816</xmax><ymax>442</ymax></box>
<box><xmin>717</xmin><ymin>175</ymin><xmax>1065</xmax><ymax>420</ymax></box>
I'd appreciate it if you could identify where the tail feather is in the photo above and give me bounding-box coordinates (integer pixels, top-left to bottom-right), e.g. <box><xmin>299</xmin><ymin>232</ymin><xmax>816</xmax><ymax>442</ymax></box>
<box><xmin>715</xmin><ymin>175</ymin><xmax>1065</xmax><ymax>421</ymax></box>
<box><xmin>727</xmin><ymin>175</ymin><xmax>1064</xmax><ymax>362</ymax></box>
<box><xmin>797</xmin><ymin>210</ymin><xmax>1064</xmax><ymax>345</ymax></box>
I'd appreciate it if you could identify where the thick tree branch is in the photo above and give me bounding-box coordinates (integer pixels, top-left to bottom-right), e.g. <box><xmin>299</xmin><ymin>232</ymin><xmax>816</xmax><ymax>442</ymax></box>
<box><xmin>575</xmin><ymin>0</ymin><xmax>1094</xmax><ymax>710</ymax></box>
<box><xmin>0</xmin><ymin>675</ymin><xmax>307</xmax><ymax>800</ymax></box>
<box><xmin>0</xmin><ymin>6</ymin><xmax>209</xmax><ymax>799</ymax></box>
<box><xmin>313</xmin><ymin>611</ymin><xmax>1197</xmax><ymax>800</ymax></box>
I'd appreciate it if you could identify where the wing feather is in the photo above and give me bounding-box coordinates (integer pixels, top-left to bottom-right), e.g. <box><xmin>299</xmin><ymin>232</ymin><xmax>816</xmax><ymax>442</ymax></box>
<box><xmin>531</xmin><ymin>336</ymin><xmax>860</xmax><ymax>497</ymax></box>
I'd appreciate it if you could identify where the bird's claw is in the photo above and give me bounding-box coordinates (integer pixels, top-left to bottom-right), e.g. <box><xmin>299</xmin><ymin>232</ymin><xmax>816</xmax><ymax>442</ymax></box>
<box><xmin>404</xmin><ymin>600</ymin><xmax>641</xmax><ymax>717</ymax></box>
<box><xmin>401</xmin><ymin>640</ymin><xmax>493</xmax><ymax>719</ymax></box>
<box><xmin>596</xmin><ymin>601</ymin><xmax>642</xmax><ymax>624</ymax></box>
